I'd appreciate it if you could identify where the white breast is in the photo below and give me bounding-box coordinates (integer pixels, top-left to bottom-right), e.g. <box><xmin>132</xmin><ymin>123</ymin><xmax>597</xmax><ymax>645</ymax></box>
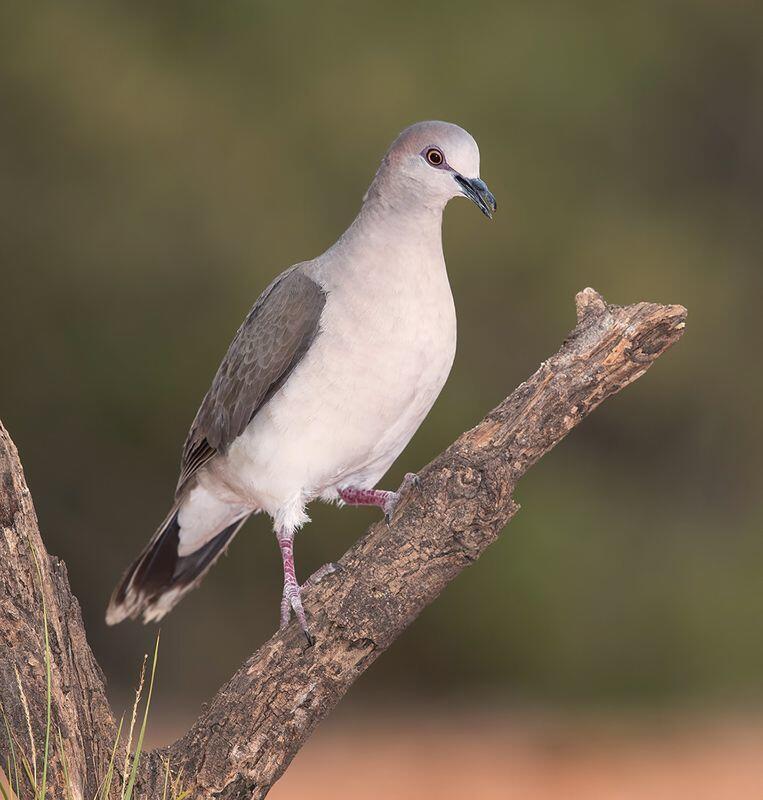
<box><xmin>213</xmin><ymin>228</ymin><xmax>456</xmax><ymax>523</ymax></box>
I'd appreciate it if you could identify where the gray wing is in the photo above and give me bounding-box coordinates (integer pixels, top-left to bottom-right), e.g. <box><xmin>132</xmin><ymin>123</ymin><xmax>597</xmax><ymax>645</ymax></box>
<box><xmin>177</xmin><ymin>266</ymin><xmax>326</xmax><ymax>494</ymax></box>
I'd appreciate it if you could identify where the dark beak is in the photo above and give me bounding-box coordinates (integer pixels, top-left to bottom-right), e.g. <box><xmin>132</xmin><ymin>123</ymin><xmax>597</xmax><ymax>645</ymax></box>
<box><xmin>454</xmin><ymin>174</ymin><xmax>497</xmax><ymax>219</ymax></box>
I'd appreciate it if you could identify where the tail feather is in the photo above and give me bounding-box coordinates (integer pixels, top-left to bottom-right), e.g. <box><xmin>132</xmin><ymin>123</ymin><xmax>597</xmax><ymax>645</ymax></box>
<box><xmin>106</xmin><ymin>506</ymin><xmax>249</xmax><ymax>625</ymax></box>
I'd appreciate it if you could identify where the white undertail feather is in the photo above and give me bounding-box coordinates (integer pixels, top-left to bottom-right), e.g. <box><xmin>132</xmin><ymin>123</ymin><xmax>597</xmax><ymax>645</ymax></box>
<box><xmin>106</xmin><ymin>486</ymin><xmax>251</xmax><ymax>624</ymax></box>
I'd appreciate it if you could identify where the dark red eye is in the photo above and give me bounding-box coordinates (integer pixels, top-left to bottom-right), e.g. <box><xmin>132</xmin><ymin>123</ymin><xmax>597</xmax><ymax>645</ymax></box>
<box><xmin>425</xmin><ymin>147</ymin><xmax>444</xmax><ymax>166</ymax></box>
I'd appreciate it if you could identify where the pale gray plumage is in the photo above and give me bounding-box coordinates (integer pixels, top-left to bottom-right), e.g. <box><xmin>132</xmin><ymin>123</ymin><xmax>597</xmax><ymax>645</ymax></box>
<box><xmin>106</xmin><ymin>120</ymin><xmax>497</xmax><ymax>638</ymax></box>
<box><xmin>178</xmin><ymin>268</ymin><xmax>325</xmax><ymax>492</ymax></box>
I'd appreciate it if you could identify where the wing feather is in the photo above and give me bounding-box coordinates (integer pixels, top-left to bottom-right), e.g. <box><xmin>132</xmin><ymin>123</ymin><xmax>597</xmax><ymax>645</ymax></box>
<box><xmin>176</xmin><ymin>266</ymin><xmax>325</xmax><ymax>494</ymax></box>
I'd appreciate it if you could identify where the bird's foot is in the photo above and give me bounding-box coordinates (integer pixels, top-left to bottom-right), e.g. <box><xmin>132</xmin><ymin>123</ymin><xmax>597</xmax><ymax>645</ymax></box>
<box><xmin>279</xmin><ymin>562</ymin><xmax>341</xmax><ymax>646</ymax></box>
<box><xmin>280</xmin><ymin>581</ymin><xmax>314</xmax><ymax>646</ymax></box>
<box><xmin>338</xmin><ymin>473</ymin><xmax>420</xmax><ymax>525</ymax></box>
<box><xmin>383</xmin><ymin>472</ymin><xmax>421</xmax><ymax>524</ymax></box>
<box><xmin>277</xmin><ymin>526</ymin><xmax>315</xmax><ymax>645</ymax></box>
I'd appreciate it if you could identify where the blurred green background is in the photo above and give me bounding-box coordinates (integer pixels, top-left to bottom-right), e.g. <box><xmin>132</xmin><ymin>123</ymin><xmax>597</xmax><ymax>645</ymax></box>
<box><xmin>1</xmin><ymin>0</ymin><xmax>761</xmax><ymax>724</ymax></box>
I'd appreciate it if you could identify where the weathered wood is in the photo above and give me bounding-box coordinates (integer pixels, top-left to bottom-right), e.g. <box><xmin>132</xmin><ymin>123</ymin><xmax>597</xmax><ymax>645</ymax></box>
<box><xmin>0</xmin><ymin>290</ymin><xmax>686</xmax><ymax>798</ymax></box>
<box><xmin>0</xmin><ymin>425</ymin><xmax>117</xmax><ymax>799</ymax></box>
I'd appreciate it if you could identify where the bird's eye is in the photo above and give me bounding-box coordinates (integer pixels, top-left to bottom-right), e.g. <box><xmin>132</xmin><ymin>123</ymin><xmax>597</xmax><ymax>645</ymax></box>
<box><xmin>425</xmin><ymin>147</ymin><xmax>444</xmax><ymax>167</ymax></box>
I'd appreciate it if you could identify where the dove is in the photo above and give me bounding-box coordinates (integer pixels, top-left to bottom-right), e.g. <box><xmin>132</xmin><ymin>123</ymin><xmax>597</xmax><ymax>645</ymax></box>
<box><xmin>107</xmin><ymin>120</ymin><xmax>497</xmax><ymax>642</ymax></box>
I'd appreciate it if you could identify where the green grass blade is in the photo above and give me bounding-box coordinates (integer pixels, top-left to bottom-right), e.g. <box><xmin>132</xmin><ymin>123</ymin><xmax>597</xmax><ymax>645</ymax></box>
<box><xmin>120</xmin><ymin>654</ymin><xmax>147</xmax><ymax>800</ymax></box>
<box><xmin>1</xmin><ymin>705</ymin><xmax>21</xmax><ymax>798</ymax></box>
<box><xmin>171</xmin><ymin>765</ymin><xmax>189</xmax><ymax>799</ymax></box>
<box><xmin>98</xmin><ymin>714</ymin><xmax>124</xmax><ymax>800</ymax></box>
<box><xmin>56</xmin><ymin>728</ymin><xmax>74</xmax><ymax>800</ymax></box>
<box><xmin>13</xmin><ymin>668</ymin><xmax>36</xmax><ymax>792</ymax></box>
<box><xmin>2</xmin><ymin>758</ymin><xmax>10</xmax><ymax>800</ymax></box>
<box><xmin>28</xmin><ymin>542</ymin><xmax>52</xmax><ymax>800</ymax></box>
<box><xmin>161</xmin><ymin>758</ymin><xmax>170</xmax><ymax>800</ymax></box>
<box><xmin>0</xmin><ymin>760</ymin><xmax>11</xmax><ymax>800</ymax></box>
<box><xmin>122</xmin><ymin>634</ymin><xmax>160</xmax><ymax>800</ymax></box>
<box><xmin>19</xmin><ymin>750</ymin><xmax>36</xmax><ymax>795</ymax></box>
<box><xmin>39</xmin><ymin>605</ymin><xmax>51</xmax><ymax>800</ymax></box>
<box><xmin>161</xmin><ymin>758</ymin><xmax>191</xmax><ymax>800</ymax></box>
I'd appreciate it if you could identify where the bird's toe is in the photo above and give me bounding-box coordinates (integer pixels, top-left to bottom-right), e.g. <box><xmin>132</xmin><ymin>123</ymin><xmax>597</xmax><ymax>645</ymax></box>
<box><xmin>280</xmin><ymin>592</ymin><xmax>292</xmax><ymax>629</ymax></box>
<box><xmin>383</xmin><ymin>492</ymin><xmax>401</xmax><ymax>525</ymax></box>
<box><xmin>402</xmin><ymin>472</ymin><xmax>421</xmax><ymax>491</ymax></box>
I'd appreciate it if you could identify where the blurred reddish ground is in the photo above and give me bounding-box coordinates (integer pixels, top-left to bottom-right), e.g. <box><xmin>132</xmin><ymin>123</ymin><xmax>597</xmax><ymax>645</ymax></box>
<box><xmin>266</xmin><ymin>710</ymin><xmax>763</xmax><ymax>800</ymax></box>
<box><xmin>144</xmin><ymin>708</ymin><xmax>763</xmax><ymax>799</ymax></box>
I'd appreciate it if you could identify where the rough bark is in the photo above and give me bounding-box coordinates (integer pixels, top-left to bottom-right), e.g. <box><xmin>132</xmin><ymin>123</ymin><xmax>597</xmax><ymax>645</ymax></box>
<box><xmin>0</xmin><ymin>427</ymin><xmax>117</xmax><ymax>798</ymax></box>
<box><xmin>0</xmin><ymin>289</ymin><xmax>686</xmax><ymax>799</ymax></box>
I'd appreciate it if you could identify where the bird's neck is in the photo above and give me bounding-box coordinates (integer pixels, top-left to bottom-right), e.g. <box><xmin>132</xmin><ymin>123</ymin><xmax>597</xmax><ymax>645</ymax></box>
<box><xmin>314</xmin><ymin>189</ymin><xmax>449</xmax><ymax>292</ymax></box>
<box><xmin>352</xmin><ymin>191</ymin><xmax>445</xmax><ymax>251</ymax></box>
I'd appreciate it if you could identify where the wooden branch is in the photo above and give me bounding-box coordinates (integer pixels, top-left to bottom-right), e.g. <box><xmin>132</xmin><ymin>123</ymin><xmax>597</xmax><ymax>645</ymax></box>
<box><xmin>0</xmin><ymin>425</ymin><xmax>117</xmax><ymax>798</ymax></box>
<box><xmin>0</xmin><ymin>289</ymin><xmax>686</xmax><ymax>799</ymax></box>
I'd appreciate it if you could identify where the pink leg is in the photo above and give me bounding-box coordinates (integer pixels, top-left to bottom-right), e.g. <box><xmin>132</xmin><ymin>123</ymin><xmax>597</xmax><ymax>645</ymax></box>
<box><xmin>277</xmin><ymin>527</ymin><xmax>313</xmax><ymax>645</ymax></box>
<box><xmin>338</xmin><ymin>487</ymin><xmax>397</xmax><ymax>511</ymax></box>
<box><xmin>339</xmin><ymin>473</ymin><xmax>420</xmax><ymax>523</ymax></box>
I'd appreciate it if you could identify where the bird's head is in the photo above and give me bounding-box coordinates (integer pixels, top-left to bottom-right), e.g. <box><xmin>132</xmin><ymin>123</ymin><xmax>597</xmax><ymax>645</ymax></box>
<box><xmin>368</xmin><ymin>120</ymin><xmax>497</xmax><ymax>219</ymax></box>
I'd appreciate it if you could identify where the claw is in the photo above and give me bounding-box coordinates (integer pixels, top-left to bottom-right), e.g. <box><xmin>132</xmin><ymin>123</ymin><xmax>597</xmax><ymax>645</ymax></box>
<box><xmin>280</xmin><ymin>586</ymin><xmax>314</xmax><ymax>643</ymax></box>
<box><xmin>384</xmin><ymin>472</ymin><xmax>421</xmax><ymax>524</ymax></box>
<box><xmin>402</xmin><ymin>472</ymin><xmax>420</xmax><ymax>491</ymax></box>
<box><xmin>277</xmin><ymin>525</ymin><xmax>315</xmax><ymax>642</ymax></box>
<box><xmin>383</xmin><ymin>494</ymin><xmax>399</xmax><ymax>525</ymax></box>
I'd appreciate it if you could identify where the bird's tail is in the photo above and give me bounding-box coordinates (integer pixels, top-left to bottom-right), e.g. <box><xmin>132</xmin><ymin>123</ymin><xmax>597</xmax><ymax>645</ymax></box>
<box><xmin>106</xmin><ymin>497</ymin><xmax>250</xmax><ymax>625</ymax></box>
